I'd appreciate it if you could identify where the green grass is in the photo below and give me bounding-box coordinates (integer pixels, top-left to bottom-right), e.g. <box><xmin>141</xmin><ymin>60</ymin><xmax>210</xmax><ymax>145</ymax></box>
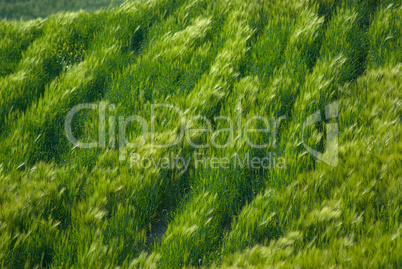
<box><xmin>0</xmin><ymin>0</ymin><xmax>401</xmax><ymax>268</ymax></box>
<box><xmin>0</xmin><ymin>0</ymin><xmax>126</xmax><ymax>20</ymax></box>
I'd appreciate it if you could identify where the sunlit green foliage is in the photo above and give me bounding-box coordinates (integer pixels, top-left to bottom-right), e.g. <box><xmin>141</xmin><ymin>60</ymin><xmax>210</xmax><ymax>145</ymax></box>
<box><xmin>0</xmin><ymin>0</ymin><xmax>400</xmax><ymax>268</ymax></box>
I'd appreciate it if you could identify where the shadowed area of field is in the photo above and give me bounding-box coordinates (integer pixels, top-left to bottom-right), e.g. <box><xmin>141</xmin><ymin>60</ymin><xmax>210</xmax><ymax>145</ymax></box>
<box><xmin>0</xmin><ymin>0</ymin><xmax>126</xmax><ymax>20</ymax></box>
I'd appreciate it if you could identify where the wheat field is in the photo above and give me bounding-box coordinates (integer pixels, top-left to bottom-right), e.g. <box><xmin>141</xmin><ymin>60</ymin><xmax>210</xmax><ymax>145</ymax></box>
<box><xmin>0</xmin><ymin>0</ymin><xmax>401</xmax><ymax>268</ymax></box>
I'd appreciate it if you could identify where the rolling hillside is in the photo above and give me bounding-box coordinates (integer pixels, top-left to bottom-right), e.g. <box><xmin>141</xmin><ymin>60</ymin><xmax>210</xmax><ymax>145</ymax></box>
<box><xmin>0</xmin><ymin>0</ymin><xmax>401</xmax><ymax>268</ymax></box>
